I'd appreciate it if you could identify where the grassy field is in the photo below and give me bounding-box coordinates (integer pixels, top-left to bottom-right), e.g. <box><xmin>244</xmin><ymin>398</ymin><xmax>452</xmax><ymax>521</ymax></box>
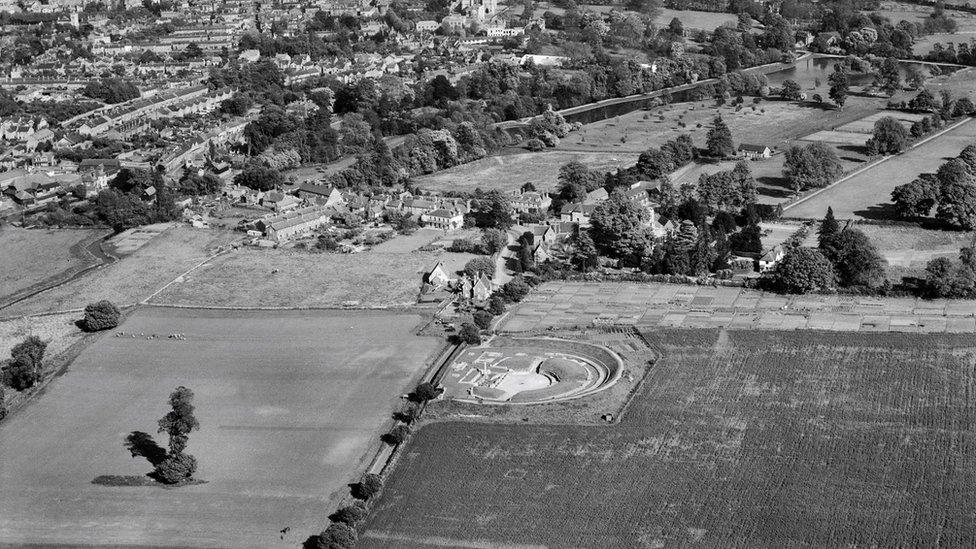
<box><xmin>653</xmin><ymin>8</ymin><xmax>738</xmax><ymax>30</ymax></box>
<box><xmin>362</xmin><ymin>329</ymin><xmax>976</xmax><ymax>548</ymax></box>
<box><xmin>785</xmin><ymin>118</ymin><xmax>976</xmax><ymax>220</ymax></box>
<box><xmin>557</xmin><ymin>98</ymin><xmax>882</xmax><ymax>156</ymax></box>
<box><xmin>0</xmin><ymin>225</ymin><xmax>242</xmax><ymax>318</ymax></box>
<box><xmin>913</xmin><ymin>33</ymin><xmax>976</xmax><ymax>56</ymax></box>
<box><xmin>0</xmin><ymin>307</ymin><xmax>441</xmax><ymax>548</ymax></box>
<box><xmin>498</xmin><ymin>280</ymin><xmax>976</xmax><ymax>332</ymax></box>
<box><xmin>528</xmin><ymin>3</ymin><xmax>739</xmax><ymax>31</ymax></box>
<box><xmin>0</xmin><ymin>312</ymin><xmax>86</xmax><ymax>359</ymax></box>
<box><xmin>0</xmin><ymin>227</ymin><xmax>106</xmax><ymax>306</ymax></box>
<box><xmin>413</xmin><ymin>151</ymin><xmax>637</xmax><ymax>193</ymax></box>
<box><xmin>857</xmin><ymin>223</ymin><xmax>974</xmax><ymax>278</ymax></box>
<box><xmin>148</xmin><ymin>246</ymin><xmax>477</xmax><ymax>308</ymax></box>
<box><xmin>874</xmin><ymin>1</ymin><xmax>976</xmax><ymax>30</ymax></box>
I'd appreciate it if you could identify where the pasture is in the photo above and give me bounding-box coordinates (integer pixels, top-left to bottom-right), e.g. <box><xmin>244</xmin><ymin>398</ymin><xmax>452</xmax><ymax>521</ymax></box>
<box><xmin>413</xmin><ymin>151</ymin><xmax>637</xmax><ymax>194</ymax></box>
<box><xmin>804</xmin><ymin>111</ymin><xmax>929</xmax><ymax>146</ymax></box>
<box><xmin>498</xmin><ymin>280</ymin><xmax>976</xmax><ymax>333</ymax></box>
<box><xmin>148</xmin><ymin>246</ymin><xmax>477</xmax><ymax>308</ymax></box>
<box><xmin>0</xmin><ymin>312</ymin><xmax>85</xmax><ymax>360</ymax></box>
<box><xmin>857</xmin><ymin>223</ymin><xmax>974</xmax><ymax>279</ymax></box>
<box><xmin>0</xmin><ymin>307</ymin><xmax>441</xmax><ymax>548</ymax></box>
<box><xmin>873</xmin><ymin>1</ymin><xmax>976</xmax><ymax>31</ymax></box>
<box><xmin>785</xmin><ymin>118</ymin><xmax>976</xmax><ymax>220</ymax></box>
<box><xmin>530</xmin><ymin>4</ymin><xmax>739</xmax><ymax>32</ymax></box>
<box><xmin>362</xmin><ymin>329</ymin><xmax>976</xmax><ymax>548</ymax></box>
<box><xmin>913</xmin><ymin>33</ymin><xmax>976</xmax><ymax>56</ymax></box>
<box><xmin>558</xmin><ymin>98</ymin><xmax>880</xmax><ymax>156</ymax></box>
<box><xmin>654</xmin><ymin>8</ymin><xmax>739</xmax><ymax>31</ymax></box>
<box><xmin>0</xmin><ymin>225</ymin><xmax>241</xmax><ymax>317</ymax></box>
<box><xmin>0</xmin><ymin>227</ymin><xmax>106</xmax><ymax>306</ymax></box>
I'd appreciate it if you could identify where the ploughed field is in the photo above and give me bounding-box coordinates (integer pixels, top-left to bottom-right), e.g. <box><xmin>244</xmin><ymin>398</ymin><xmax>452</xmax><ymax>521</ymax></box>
<box><xmin>0</xmin><ymin>307</ymin><xmax>440</xmax><ymax>548</ymax></box>
<box><xmin>362</xmin><ymin>329</ymin><xmax>976</xmax><ymax>548</ymax></box>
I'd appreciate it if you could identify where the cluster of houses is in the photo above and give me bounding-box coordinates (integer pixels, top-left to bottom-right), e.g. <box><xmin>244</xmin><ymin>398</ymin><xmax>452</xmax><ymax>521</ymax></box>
<box><xmin>559</xmin><ymin>181</ymin><xmax>676</xmax><ymax>240</ymax></box>
<box><xmin>423</xmin><ymin>260</ymin><xmax>493</xmax><ymax>302</ymax></box>
<box><xmin>238</xmin><ymin>183</ymin><xmax>476</xmax><ymax>242</ymax></box>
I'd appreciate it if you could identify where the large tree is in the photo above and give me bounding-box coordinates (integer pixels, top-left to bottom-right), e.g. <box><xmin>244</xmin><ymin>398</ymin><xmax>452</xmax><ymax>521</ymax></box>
<box><xmin>706</xmin><ymin>116</ymin><xmax>734</xmax><ymax>158</ymax></box>
<box><xmin>828</xmin><ymin>65</ymin><xmax>850</xmax><ymax>108</ymax></box>
<box><xmin>636</xmin><ymin>147</ymin><xmax>675</xmax><ymax>180</ymax></box>
<box><xmin>480</xmin><ymin>228</ymin><xmax>508</xmax><ymax>255</ymax></box>
<box><xmin>866</xmin><ymin>116</ymin><xmax>909</xmax><ymax>155</ymax></box>
<box><xmin>830</xmin><ymin>229</ymin><xmax>886</xmax><ymax>288</ymax></box>
<box><xmin>153</xmin><ymin>386</ymin><xmax>201</xmax><ymax>484</ymax></box>
<box><xmin>471</xmin><ymin>191</ymin><xmax>514</xmax><ymax>229</ymax></box>
<box><xmin>464</xmin><ymin>256</ymin><xmax>496</xmax><ymax>279</ymax></box>
<box><xmin>783</xmin><ymin>143</ymin><xmax>843</xmax><ymax>193</ymax></box>
<box><xmin>770</xmin><ymin>247</ymin><xmax>835</xmax><ymax>294</ymax></box>
<box><xmin>781</xmin><ymin>79</ymin><xmax>802</xmax><ymax>101</ymax></box>
<box><xmin>82</xmin><ymin>78</ymin><xmax>140</xmax><ymax>104</ymax></box>
<box><xmin>316</xmin><ymin>522</ymin><xmax>357</xmax><ymax>549</ymax></box>
<box><xmin>874</xmin><ymin>57</ymin><xmax>901</xmax><ymax>95</ymax></box>
<box><xmin>588</xmin><ymin>190</ymin><xmax>652</xmax><ymax>265</ymax></box>
<box><xmin>936</xmin><ymin>159</ymin><xmax>976</xmax><ymax>229</ymax></box>
<box><xmin>571</xmin><ymin>230</ymin><xmax>599</xmax><ymax>272</ymax></box>
<box><xmin>83</xmin><ymin>300</ymin><xmax>120</xmax><ymax>332</ymax></box>
<box><xmin>891</xmin><ymin>174</ymin><xmax>939</xmax><ymax>218</ymax></box>
<box><xmin>233</xmin><ymin>163</ymin><xmax>284</xmax><ymax>192</ymax></box>
<box><xmin>817</xmin><ymin>206</ymin><xmax>840</xmax><ymax>253</ymax></box>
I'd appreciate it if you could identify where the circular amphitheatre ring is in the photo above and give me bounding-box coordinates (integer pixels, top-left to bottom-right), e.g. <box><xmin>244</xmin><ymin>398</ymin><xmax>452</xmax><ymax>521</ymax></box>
<box><xmin>439</xmin><ymin>336</ymin><xmax>623</xmax><ymax>405</ymax></box>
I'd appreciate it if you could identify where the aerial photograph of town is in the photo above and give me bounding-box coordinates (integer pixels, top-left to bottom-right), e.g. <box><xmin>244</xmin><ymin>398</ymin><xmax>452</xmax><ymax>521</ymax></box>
<box><xmin>2</xmin><ymin>0</ymin><xmax>976</xmax><ymax>546</ymax></box>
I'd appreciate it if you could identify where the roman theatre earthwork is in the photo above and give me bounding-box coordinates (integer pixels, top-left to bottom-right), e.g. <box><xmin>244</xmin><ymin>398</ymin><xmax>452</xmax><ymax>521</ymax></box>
<box><xmin>439</xmin><ymin>337</ymin><xmax>623</xmax><ymax>404</ymax></box>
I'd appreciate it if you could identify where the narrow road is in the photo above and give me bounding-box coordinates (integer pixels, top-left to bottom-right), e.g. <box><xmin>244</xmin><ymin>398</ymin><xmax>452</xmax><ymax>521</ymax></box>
<box><xmin>492</xmin><ymin>229</ymin><xmax>519</xmax><ymax>287</ymax></box>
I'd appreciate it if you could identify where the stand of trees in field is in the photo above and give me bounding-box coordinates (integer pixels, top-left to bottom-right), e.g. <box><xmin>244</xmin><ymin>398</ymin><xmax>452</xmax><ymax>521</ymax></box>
<box><xmin>0</xmin><ymin>301</ymin><xmax>121</xmax><ymax>419</ymax></box>
<box><xmin>891</xmin><ymin>142</ymin><xmax>976</xmax><ymax>228</ymax></box>
<box><xmin>123</xmin><ymin>386</ymin><xmax>201</xmax><ymax>485</ymax></box>
<box><xmin>767</xmin><ymin>207</ymin><xmax>886</xmax><ymax>294</ymax></box>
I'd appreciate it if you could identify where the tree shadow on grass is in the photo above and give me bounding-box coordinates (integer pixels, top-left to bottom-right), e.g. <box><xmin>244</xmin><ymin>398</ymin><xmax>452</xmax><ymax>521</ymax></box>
<box><xmin>757</xmin><ymin>176</ymin><xmax>794</xmax><ymax>199</ymax></box>
<box><xmin>124</xmin><ymin>431</ymin><xmax>167</xmax><ymax>466</ymax></box>
<box><xmin>92</xmin><ymin>475</ymin><xmax>157</xmax><ymax>487</ymax></box>
<box><xmin>837</xmin><ymin>144</ymin><xmax>868</xmax><ymax>155</ymax></box>
<box><xmin>854</xmin><ymin>204</ymin><xmax>900</xmax><ymax>221</ymax></box>
<box><xmin>90</xmin><ymin>432</ymin><xmax>169</xmax><ymax>488</ymax></box>
<box><xmin>798</xmin><ymin>100</ymin><xmax>836</xmax><ymax>111</ymax></box>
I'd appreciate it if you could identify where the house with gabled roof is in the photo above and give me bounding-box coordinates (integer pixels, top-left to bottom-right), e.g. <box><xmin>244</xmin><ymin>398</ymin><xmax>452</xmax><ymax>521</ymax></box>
<box><xmin>559</xmin><ymin>203</ymin><xmax>599</xmax><ymax>227</ymax></box>
<box><xmin>424</xmin><ymin>261</ymin><xmax>452</xmax><ymax>288</ymax></box>
<box><xmin>472</xmin><ymin>272</ymin><xmax>492</xmax><ymax>302</ymax></box>
<box><xmin>738</xmin><ymin>144</ymin><xmax>772</xmax><ymax>160</ymax></box>
<box><xmin>296</xmin><ymin>183</ymin><xmax>344</xmax><ymax>207</ymax></box>
<box><xmin>421</xmin><ymin>208</ymin><xmax>464</xmax><ymax>230</ymax></box>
